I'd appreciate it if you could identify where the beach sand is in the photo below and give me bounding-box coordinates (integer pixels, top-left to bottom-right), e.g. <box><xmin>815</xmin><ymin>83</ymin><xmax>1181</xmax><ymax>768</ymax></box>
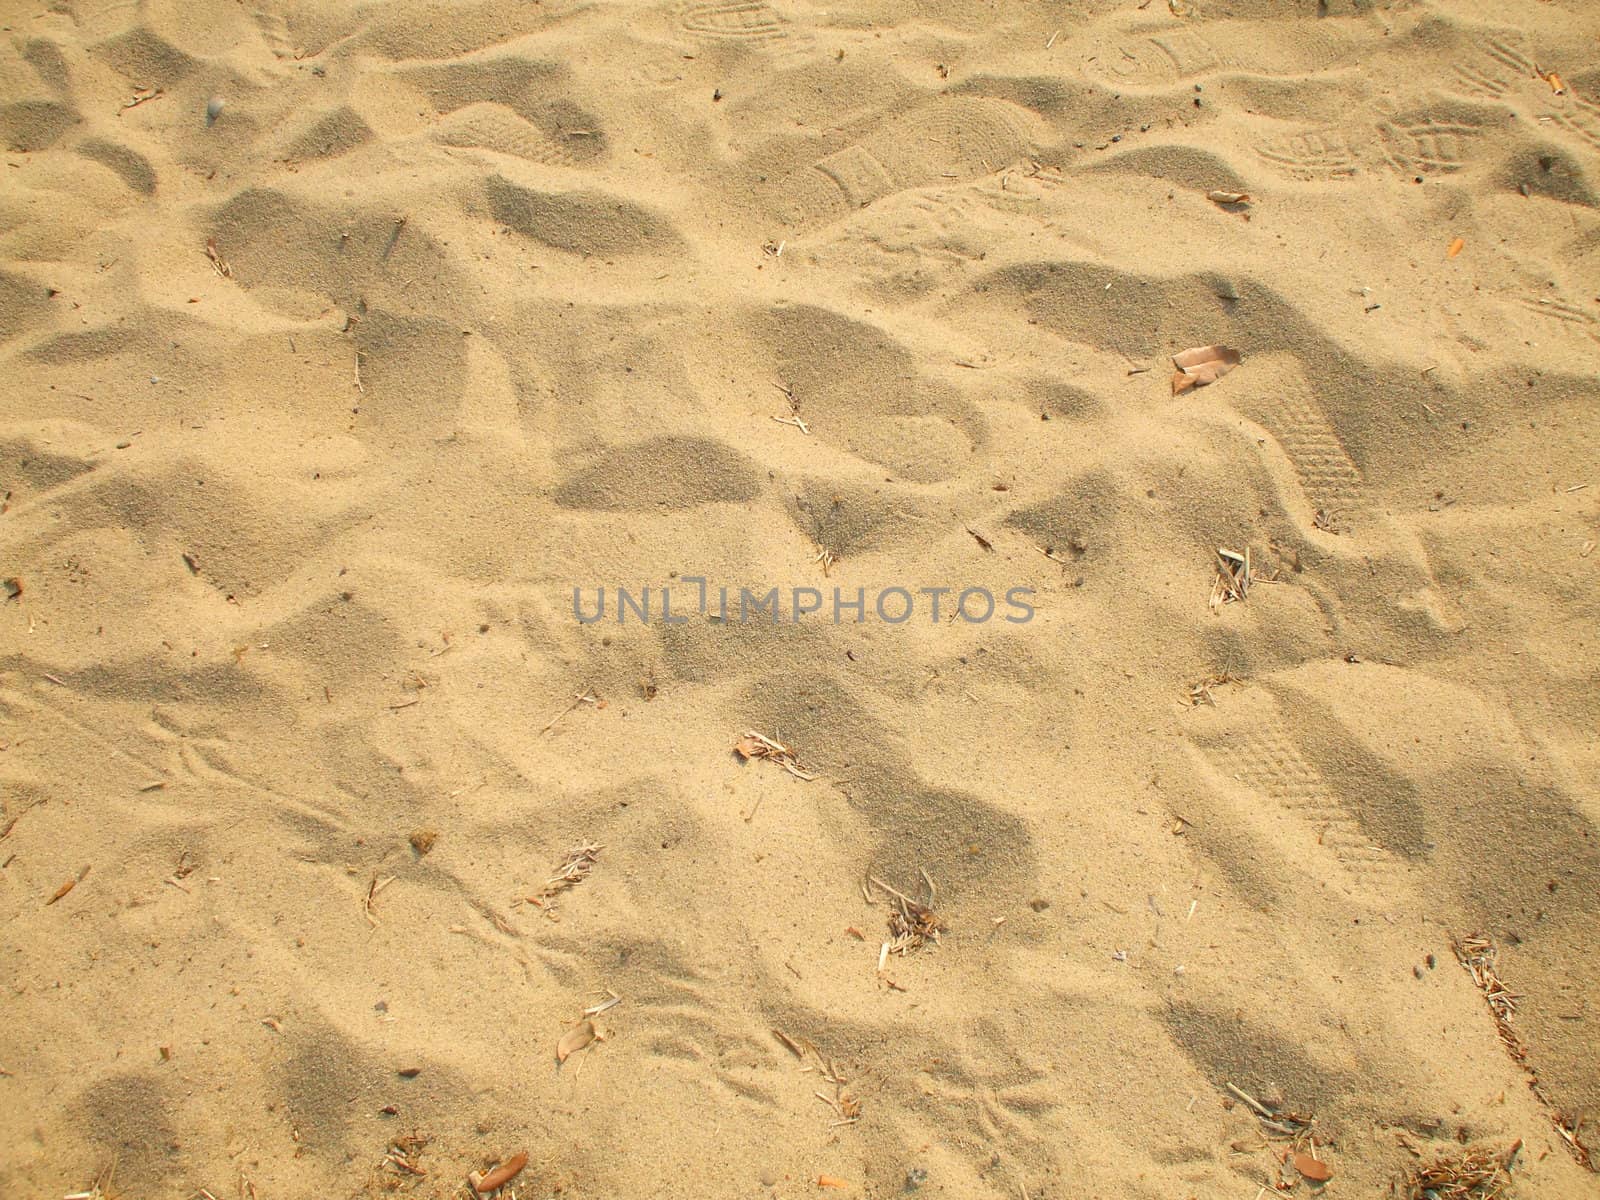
<box><xmin>2</xmin><ymin>0</ymin><xmax>1599</xmax><ymax>1196</ymax></box>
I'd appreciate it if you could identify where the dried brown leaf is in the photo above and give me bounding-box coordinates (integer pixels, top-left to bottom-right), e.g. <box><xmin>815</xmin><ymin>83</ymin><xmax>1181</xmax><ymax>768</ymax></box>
<box><xmin>1172</xmin><ymin>344</ymin><xmax>1240</xmax><ymax>371</ymax></box>
<box><xmin>1171</xmin><ymin>345</ymin><xmax>1241</xmax><ymax>394</ymax></box>
<box><xmin>1294</xmin><ymin>1153</ymin><xmax>1332</xmax><ymax>1182</ymax></box>
<box><xmin>469</xmin><ymin>1151</ymin><xmax>528</xmax><ymax>1194</ymax></box>
<box><xmin>46</xmin><ymin>877</ymin><xmax>76</xmax><ymax>905</ymax></box>
<box><xmin>557</xmin><ymin>1019</ymin><xmax>595</xmax><ymax>1063</ymax></box>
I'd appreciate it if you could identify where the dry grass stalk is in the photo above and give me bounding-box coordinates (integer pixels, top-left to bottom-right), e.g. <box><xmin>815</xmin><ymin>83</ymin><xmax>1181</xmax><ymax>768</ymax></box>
<box><xmin>363</xmin><ymin>873</ymin><xmax>395</xmax><ymax>926</ymax></box>
<box><xmin>1398</xmin><ymin>1140</ymin><xmax>1520</xmax><ymax>1200</ymax></box>
<box><xmin>63</xmin><ymin>1158</ymin><xmax>120</xmax><ymax>1200</ymax></box>
<box><xmin>540</xmin><ymin>685</ymin><xmax>600</xmax><ymax>734</ymax></box>
<box><xmin>770</xmin><ymin>380</ymin><xmax>809</xmax><ymax>433</ymax></box>
<box><xmin>1552</xmin><ymin>1112</ymin><xmax>1595</xmax><ymax>1169</ymax></box>
<box><xmin>1224</xmin><ymin>1082</ymin><xmax>1315</xmax><ymax>1143</ymax></box>
<box><xmin>734</xmin><ymin>731</ymin><xmax>817</xmax><ymax>781</ymax></box>
<box><xmin>204</xmin><ymin>239</ymin><xmax>232</xmax><ymax>278</ymax></box>
<box><xmin>1453</xmin><ymin>936</ymin><xmax>1525</xmax><ymax>1061</ymax></box>
<box><xmin>1186</xmin><ymin>670</ymin><xmax>1242</xmax><ymax>706</ymax></box>
<box><xmin>535</xmin><ymin>844</ymin><xmax>601</xmax><ymax>901</ymax></box>
<box><xmin>868</xmin><ymin>874</ymin><xmax>944</xmax><ymax>957</ymax></box>
<box><xmin>164</xmin><ymin>850</ymin><xmax>197</xmax><ymax>893</ymax></box>
<box><xmin>1453</xmin><ymin>935</ymin><xmax>1596</xmax><ymax>1169</ymax></box>
<box><xmin>771</xmin><ymin>1029</ymin><xmax>862</xmax><ymax>1128</ymax></box>
<box><xmin>1209</xmin><ymin>547</ymin><xmax>1253</xmax><ymax>610</ymax></box>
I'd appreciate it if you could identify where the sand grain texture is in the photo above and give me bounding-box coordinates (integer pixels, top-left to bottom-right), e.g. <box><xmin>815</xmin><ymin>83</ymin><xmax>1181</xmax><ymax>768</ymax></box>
<box><xmin>2</xmin><ymin>0</ymin><xmax>1599</xmax><ymax>1196</ymax></box>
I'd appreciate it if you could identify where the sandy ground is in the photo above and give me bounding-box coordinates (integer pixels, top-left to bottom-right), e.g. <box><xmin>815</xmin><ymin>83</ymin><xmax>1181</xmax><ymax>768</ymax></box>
<box><xmin>2</xmin><ymin>0</ymin><xmax>1599</xmax><ymax>1197</ymax></box>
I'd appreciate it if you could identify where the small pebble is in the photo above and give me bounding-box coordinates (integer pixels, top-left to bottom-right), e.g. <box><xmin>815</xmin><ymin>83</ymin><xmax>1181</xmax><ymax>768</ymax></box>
<box><xmin>206</xmin><ymin>96</ymin><xmax>225</xmax><ymax>125</ymax></box>
<box><xmin>759</xmin><ymin>1169</ymin><xmax>777</xmax><ymax>1187</ymax></box>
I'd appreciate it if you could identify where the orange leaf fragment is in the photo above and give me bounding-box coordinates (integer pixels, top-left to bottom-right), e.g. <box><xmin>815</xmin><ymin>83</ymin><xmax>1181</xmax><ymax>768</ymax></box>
<box><xmin>1447</xmin><ymin>237</ymin><xmax>1465</xmax><ymax>259</ymax></box>
<box><xmin>469</xmin><ymin>1150</ymin><xmax>528</xmax><ymax>1194</ymax></box>
<box><xmin>46</xmin><ymin>877</ymin><xmax>76</xmax><ymax>905</ymax></box>
<box><xmin>556</xmin><ymin>1020</ymin><xmax>595</xmax><ymax>1063</ymax></box>
<box><xmin>817</xmin><ymin>1176</ymin><xmax>849</xmax><ymax>1189</ymax></box>
<box><xmin>1170</xmin><ymin>345</ymin><xmax>1242</xmax><ymax>395</ymax></box>
<box><xmin>1541</xmin><ymin>70</ymin><xmax>1566</xmax><ymax>95</ymax></box>
<box><xmin>1293</xmin><ymin>1153</ymin><xmax>1333</xmax><ymax>1182</ymax></box>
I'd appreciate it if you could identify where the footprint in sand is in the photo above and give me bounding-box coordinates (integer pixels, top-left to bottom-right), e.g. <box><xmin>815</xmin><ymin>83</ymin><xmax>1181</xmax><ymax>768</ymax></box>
<box><xmin>1227</xmin><ymin>361</ymin><xmax>1367</xmax><ymax>528</ymax></box>
<box><xmin>1447</xmin><ymin>29</ymin><xmax>1536</xmax><ymax>99</ymax></box>
<box><xmin>1084</xmin><ymin>21</ymin><xmax>1358</xmax><ymax>88</ymax></box>
<box><xmin>679</xmin><ymin>0</ymin><xmax>786</xmax><ymax>42</ymax></box>
<box><xmin>772</xmin><ymin>96</ymin><xmax>1035</xmax><ymax>228</ymax></box>
<box><xmin>1187</xmin><ymin>688</ymin><xmax>1413</xmax><ymax>904</ymax></box>
<box><xmin>1254</xmin><ymin>100</ymin><xmax>1510</xmax><ymax>181</ymax></box>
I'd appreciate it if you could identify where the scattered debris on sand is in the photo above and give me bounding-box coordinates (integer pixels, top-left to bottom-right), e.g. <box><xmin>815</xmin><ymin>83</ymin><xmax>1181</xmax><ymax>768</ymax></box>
<box><xmin>525</xmin><ymin>844</ymin><xmax>603</xmax><ymax>918</ymax></box>
<box><xmin>1454</xmin><ymin>935</ymin><xmax>1595</xmax><ymax>1167</ymax></box>
<box><xmin>867</xmin><ymin>871</ymin><xmax>945</xmax><ymax>985</ymax></box>
<box><xmin>735</xmin><ymin>731</ymin><xmax>817</xmax><ymax>781</ymax></box>
<box><xmin>772</xmin><ymin>1029</ymin><xmax>861</xmax><ymax>1129</ymax></box>
<box><xmin>1396</xmin><ymin>1139</ymin><xmax>1520</xmax><ymax>1200</ymax></box>
<box><xmin>1186</xmin><ymin>669</ymin><xmax>1242</xmax><ymax>706</ymax></box>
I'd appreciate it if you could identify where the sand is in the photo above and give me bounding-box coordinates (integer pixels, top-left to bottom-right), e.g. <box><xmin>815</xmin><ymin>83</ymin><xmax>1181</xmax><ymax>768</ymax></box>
<box><xmin>2</xmin><ymin>0</ymin><xmax>1599</xmax><ymax>1196</ymax></box>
